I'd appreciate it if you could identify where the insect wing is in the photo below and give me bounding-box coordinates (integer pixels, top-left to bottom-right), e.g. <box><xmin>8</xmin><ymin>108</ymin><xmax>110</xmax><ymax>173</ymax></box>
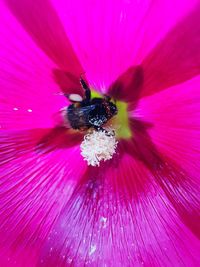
<box><xmin>77</xmin><ymin>104</ymin><xmax>96</xmax><ymax>114</ymax></box>
<box><xmin>69</xmin><ymin>104</ymin><xmax>96</xmax><ymax>121</ymax></box>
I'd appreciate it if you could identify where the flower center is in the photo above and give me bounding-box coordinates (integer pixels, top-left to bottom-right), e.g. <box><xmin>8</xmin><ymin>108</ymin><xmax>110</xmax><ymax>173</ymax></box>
<box><xmin>64</xmin><ymin>89</ymin><xmax>132</xmax><ymax>166</ymax></box>
<box><xmin>79</xmin><ymin>90</ymin><xmax>132</xmax><ymax>166</ymax></box>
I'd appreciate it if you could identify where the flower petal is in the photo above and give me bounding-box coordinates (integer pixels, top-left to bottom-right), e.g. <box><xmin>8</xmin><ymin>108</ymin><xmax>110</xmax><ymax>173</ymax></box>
<box><xmin>131</xmin><ymin>75</ymin><xmax>200</xmax><ymax>237</ymax></box>
<box><xmin>108</xmin><ymin>66</ymin><xmax>144</xmax><ymax>103</ymax></box>
<box><xmin>38</xmin><ymin>155</ymin><xmax>200</xmax><ymax>266</ymax></box>
<box><xmin>133</xmin><ymin>75</ymin><xmax>200</xmax><ymax>178</ymax></box>
<box><xmin>5</xmin><ymin>0</ymin><xmax>83</xmax><ymax>74</ymax></box>
<box><xmin>109</xmin><ymin>4</ymin><xmax>200</xmax><ymax>102</ymax></box>
<box><xmin>51</xmin><ymin>0</ymin><xmax>198</xmax><ymax>90</ymax></box>
<box><xmin>141</xmin><ymin>4</ymin><xmax>200</xmax><ymax>98</ymax></box>
<box><xmin>0</xmin><ymin>0</ymin><xmax>85</xmax><ymax>131</ymax></box>
<box><xmin>0</xmin><ymin>128</ymin><xmax>87</xmax><ymax>266</ymax></box>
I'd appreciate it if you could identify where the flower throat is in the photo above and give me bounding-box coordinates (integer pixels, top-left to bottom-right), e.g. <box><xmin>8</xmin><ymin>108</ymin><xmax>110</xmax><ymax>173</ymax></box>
<box><xmin>64</xmin><ymin>78</ymin><xmax>131</xmax><ymax>166</ymax></box>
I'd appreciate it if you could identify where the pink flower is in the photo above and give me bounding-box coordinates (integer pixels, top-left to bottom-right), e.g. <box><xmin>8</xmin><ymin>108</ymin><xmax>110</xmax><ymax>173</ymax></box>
<box><xmin>0</xmin><ymin>0</ymin><xmax>200</xmax><ymax>266</ymax></box>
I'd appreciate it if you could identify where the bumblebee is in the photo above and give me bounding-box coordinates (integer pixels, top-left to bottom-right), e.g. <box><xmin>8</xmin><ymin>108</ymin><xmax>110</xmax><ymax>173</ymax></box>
<box><xmin>66</xmin><ymin>77</ymin><xmax>118</xmax><ymax>131</ymax></box>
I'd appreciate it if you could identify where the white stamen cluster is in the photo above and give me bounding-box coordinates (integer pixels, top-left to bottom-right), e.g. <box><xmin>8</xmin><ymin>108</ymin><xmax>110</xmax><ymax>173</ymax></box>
<box><xmin>80</xmin><ymin>129</ymin><xmax>118</xmax><ymax>166</ymax></box>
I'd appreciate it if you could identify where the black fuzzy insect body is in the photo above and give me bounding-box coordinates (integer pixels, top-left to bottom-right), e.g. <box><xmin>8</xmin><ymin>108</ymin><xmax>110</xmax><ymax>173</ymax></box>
<box><xmin>66</xmin><ymin>77</ymin><xmax>118</xmax><ymax>131</ymax></box>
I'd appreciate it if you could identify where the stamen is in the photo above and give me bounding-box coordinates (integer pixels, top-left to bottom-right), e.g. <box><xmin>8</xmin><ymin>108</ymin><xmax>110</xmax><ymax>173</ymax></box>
<box><xmin>80</xmin><ymin>129</ymin><xmax>118</xmax><ymax>166</ymax></box>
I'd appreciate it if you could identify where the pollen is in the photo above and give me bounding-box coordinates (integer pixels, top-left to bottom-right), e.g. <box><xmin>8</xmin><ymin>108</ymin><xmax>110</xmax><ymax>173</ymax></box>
<box><xmin>80</xmin><ymin>129</ymin><xmax>118</xmax><ymax>166</ymax></box>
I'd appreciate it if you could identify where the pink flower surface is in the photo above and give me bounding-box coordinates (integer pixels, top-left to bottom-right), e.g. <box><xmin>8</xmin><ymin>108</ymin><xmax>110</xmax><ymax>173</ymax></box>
<box><xmin>0</xmin><ymin>0</ymin><xmax>200</xmax><ymax>266</ymax></box>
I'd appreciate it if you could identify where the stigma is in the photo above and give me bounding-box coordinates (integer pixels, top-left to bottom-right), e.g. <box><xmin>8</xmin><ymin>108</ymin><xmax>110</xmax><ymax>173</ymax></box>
<box><xmin>80</xmin><ymin>128</ymin><xmax>118</xmax><ymax>166</ymax></box>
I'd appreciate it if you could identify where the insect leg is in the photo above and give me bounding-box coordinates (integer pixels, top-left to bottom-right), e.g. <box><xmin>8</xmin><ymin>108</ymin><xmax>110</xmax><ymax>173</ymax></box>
<box><xmin>80</xmin><ymin>76</ymin><xmax>91</xmax><ymax>102</ymax></box>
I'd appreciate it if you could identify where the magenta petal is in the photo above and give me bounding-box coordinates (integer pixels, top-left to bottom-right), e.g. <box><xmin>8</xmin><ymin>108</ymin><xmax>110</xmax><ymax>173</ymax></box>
<box><xmin>133</xmin><ymin>76</ymin><xmax>200</xmax><ymax>179</ymax></box>
<box><xmin>0</xmin><ymin>2</ymin><xmax>73</xmax><ymax>130</ymax></box>
<box><xmin>141</xmin><ymin>4</ymin><xmax>200</xmax><ymax>97</ymax></box>
<box><xmin>50</xmin><ymin>0</ymin><xmax>198</xmax><ymax>90</ymax></box>
<box><xmin>0</xmin><ymin>128</ymin><xmax>83</xmax><ymax>160</ymax></box>
<box><xmin>109</xmin><ymin>4</ymin><xmax>200</xmax><ymax>102</ymax></box>
<box><xmin>5</xmin><ymin>0</ymin><xmax>83</xmax><ymax>74</ymax></box>
<box><xmin>38</xmin><ymin>158</ymin><xmax>200</xmax><ymax>266</ymax></box>
<box><xmin>131</xmin><ymin>75</ymin><xmax>200</xmax><ymax>236</ymax></box>
<box><xmin>0</xmin><ymin>129</ymin><xmax>86</xmax><ymax>266</ymax></box>
<box><xmin>4</xmin><ymin>0</ymin><xmax>84</xmax><ymax>95</ymax></box>
<box><xmin>108</xmin><ymin>66</ymin><xmax>144</xmax><ymax>103</ymax></box>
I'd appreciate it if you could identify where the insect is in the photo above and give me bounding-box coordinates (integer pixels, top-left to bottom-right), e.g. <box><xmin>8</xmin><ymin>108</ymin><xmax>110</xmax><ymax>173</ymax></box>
<box><xmin>66</xmin><ymin>77</ymin><xmax>118</xmax><ymax>132</ymax></box>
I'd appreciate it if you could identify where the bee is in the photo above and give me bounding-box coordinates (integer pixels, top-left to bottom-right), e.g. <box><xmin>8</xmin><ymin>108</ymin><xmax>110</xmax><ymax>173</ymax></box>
<box><xmin>66</xmin><ymin>77</ymin><xmax>118</xmax><ymax>132</ymax></box>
